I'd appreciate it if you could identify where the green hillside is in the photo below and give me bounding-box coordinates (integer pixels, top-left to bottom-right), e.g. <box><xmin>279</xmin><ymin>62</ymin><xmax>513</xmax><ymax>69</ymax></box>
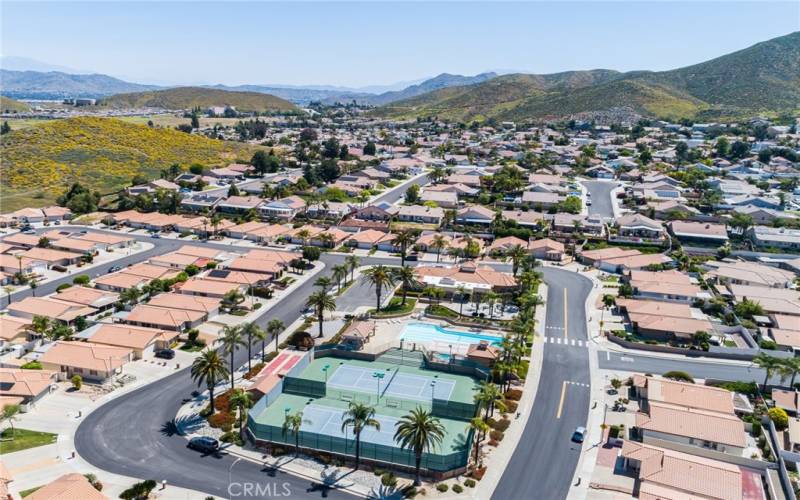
<box><xmin>0</xmin><ymin>96</ymin><xmax>31</xmax><ymax>113</ymax></box>
<box><xmin>0</xmin><ymin>116</ymin><xmax>252</xmax><ymax>211</ymax></box>
<box><xmin>377</xmin><ymin>31</ymin><xmax>800</xmax><ymax>122</ymax></box>
<box><xmin>100</xmin><ymin>86</ymin><xmax>298</xmax><ymax>113</ymax></box>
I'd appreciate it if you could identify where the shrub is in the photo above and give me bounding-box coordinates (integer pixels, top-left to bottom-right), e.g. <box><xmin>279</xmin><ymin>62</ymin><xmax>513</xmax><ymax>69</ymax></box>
<box><xmin>119</xmin><ymin>479</ymin><xmax>157</xmax><ymax>500</ymax></box>
<box><xmin>56</xmin><ymin>283</ymin><xmax>72</xmax><ymax>291</ymax></box>
<box><xmin>470</xmin><ymin>466</ymin><xmax>486</xmax><ymax>480</ymax></box>
<box><xmin>220</xmin><ymin>431</ymin><xmax>243</xmax><ymax>445</ymax></box>
<box><xmin>214</xmin><ymin>389</ymin><xmax>234</xmax><ymax>412</ymax></box>
<box><xmin>208</xmin><ymin>411</ymin><xmax>235</xmax><ymax>430</ymax></box>
<box><xmin>490</xmin><ymin>430</ymin><xmax>504</xmax><ymax>441</ymax></box>
<box><xmin>488</xmin><ymin>438</ymin><xmax>499</xmax><ymax>447</ymax></box>
<box><xmin>20</xmin><ymin>360</ymin><xmax>43</xmax><ymax>370</ymax></box>
<box><xmin>373</xmin><ymin>468</ymin><xmax>385</xmax><ymax>477</ymax></box>
<box><xmin>716</xmin><ymin>380</ymin><xmax>758</xmax><ymax>396</ymax></box>
<box><xmin>751</xmin><ymin>421</ymin><xmax>762</xmax><ymax>437</ymax></box>
<box><xmin>662</xmin><ymin>371</ymin><xmax>694</xmax><ymax>383</ymax></box>
<box><xmin>464</xmin><ymin>479</ymin><xmax>476</xmax><ymax>488</ymax></box>
<box><xmin>381</xmin><ymin>472</ymin><xmax>397</xmax><ymax>487</ymax></box>
<box><xmin>769</xmin><ymin>407</ymin><xmax>789</xmax><ymax>430</ymax></box>
<box><xmin>452</xmin><ymin>484</ymin><xmax>463</xmax><ymax>494</ymax></box>
<box><xmin>244</xmin><ymin>362</ymin><xmax>266</xmax><ymax>380</ymax></box>
<box><xmin>71</xmin><ymin>375</ymin><xmax>82</xmax><ymax>390</ymax></box>
<box><xmin>490</xmin><ymin>418</ymin><xmax>510</xmax><ymax>432</ymax></box>
<box><xmin>72</xmin><ymin>274</ymin><xmax>90</xmax><ymax>285</ymax></box>
<box><xmin>504</xmin><ymin>389</ymin><xmax>522</xmax><ymax>401</ymax></box>
<box><xmin>436</xmin><ymin>484</ymin><xmax>448</xmax><ymax>493</ymax></box>
<box><xmin>503</xmin><ymin>400</ymin><xmax>518</xmax><ymax>413</ymax></box>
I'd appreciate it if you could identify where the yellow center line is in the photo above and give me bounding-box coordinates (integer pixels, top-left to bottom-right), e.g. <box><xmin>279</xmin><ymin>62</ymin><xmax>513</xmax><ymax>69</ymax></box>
<box><xmin>563</xmin><ymin>287</ymin><xmax>568</xmax><ymax>339</ymax></box>
<box><xmin>556</xmin><ymin>381</ymin><xmax>568</xmax><ymax>419</ymax></box>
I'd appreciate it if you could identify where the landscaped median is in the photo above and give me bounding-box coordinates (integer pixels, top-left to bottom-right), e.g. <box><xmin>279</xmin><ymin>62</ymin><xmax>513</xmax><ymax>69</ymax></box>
<box><xmin>368</xmin><ymin>297</ymin><xmax>417</xmax><ymax>318</ymax></box>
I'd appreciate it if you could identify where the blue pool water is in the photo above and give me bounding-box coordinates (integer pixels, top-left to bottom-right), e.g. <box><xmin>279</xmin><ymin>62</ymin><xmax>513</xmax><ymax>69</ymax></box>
<box><xmin>400</xmin><ymin>322</ymin><xmax>503</xmax><ymax>346</ymax></box>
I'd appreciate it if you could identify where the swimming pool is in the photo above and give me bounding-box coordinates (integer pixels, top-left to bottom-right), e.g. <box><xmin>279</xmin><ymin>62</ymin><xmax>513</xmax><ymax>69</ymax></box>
<box><xmin>400</xmin><ymin>322</ymin><xmax>503</xmax><ymax>348</ymax></box>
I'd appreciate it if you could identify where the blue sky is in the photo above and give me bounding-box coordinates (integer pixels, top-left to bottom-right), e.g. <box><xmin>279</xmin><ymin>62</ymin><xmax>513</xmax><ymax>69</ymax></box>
<box><xmin>2</xmin><ymin>1</ymin><xmax>798</xmax><ymax>88</ymax></box>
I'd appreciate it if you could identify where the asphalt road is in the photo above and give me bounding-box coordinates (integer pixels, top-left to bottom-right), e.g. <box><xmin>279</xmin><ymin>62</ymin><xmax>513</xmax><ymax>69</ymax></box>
<box><xmin>492</xmin><ymin>267</ymin><xmax>593</xmax><ymax>500</ymax></box>
<box><xmin>582</xmin><ymin>180</ymin><xmax>617</xmax><ymax>220</ymax></box>
<box><xmin>371</xmin><ymin>174</ymin><xmax>430</xmax><ymax>205</ymax></box>
<box><xmin>599</xmin><ymin>350</ymin><xmax>782</xmax><ymax>386</ymax></box>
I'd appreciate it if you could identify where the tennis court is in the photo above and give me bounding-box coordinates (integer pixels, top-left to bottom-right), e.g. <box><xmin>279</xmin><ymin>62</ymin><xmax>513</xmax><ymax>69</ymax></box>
<box><xmin>301</xmin><ymin>404</ymin><xmax>399</xmax><ymax>447</ymax></box>
<box><xmin>327</xmin><ymin>363</ymin><xmax>456</xmax><ymax>402</ymax></box>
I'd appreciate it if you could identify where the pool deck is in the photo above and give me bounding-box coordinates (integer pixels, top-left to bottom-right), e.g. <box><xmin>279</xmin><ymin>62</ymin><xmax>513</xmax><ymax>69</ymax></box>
<box><xmin>365</xmin><ymin>317</ymin><xmax>506</xmax><ymax>356</ymax></box>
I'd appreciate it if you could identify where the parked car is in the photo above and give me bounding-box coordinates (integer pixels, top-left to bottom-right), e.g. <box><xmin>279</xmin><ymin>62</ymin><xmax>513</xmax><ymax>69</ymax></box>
<box><xmin>154</xmin><ymin>348</ymin><xmax>175</xmax><ymax>360</ymax></box>
<box><xmin>586</xmin><ymin>200</ymin><xmax>592</xmax><ymax>206</ymax></box>
<box><xmin>51</xmin><ymin>265</ymin><xmax>68</xmax><ymax>272</ymax></box>
<box><xmin>54</xmin><ymin>220</ymin><xmax>61</xmax><ymax>225</ymax></box>
<box><xmin>108</xmin><ymin>266</ymin><xmax>122</xmax><ymax>273</ymax></box>
<box><xmin>571</xmin><ymin>426</ymin><xmax>586</xmax><ymax>443</ymax></box>
<box><xmin>150</xmin><ymin>233</ymin><xmax>161</xmax><ymax>239</ymax></box>
<box><xmin>187</xmin><ymin>436</ymin><xmax>219</xmax><ymax>453</ymax></box>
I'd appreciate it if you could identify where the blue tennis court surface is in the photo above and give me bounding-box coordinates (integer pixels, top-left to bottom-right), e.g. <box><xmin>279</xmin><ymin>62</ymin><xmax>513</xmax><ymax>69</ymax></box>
<box><xmin>300</xmin><ymin>404</ymin><xmax>399</xmax><ymax>447</ymax></box>
<box><xmin>327</xmin><ymin>364</ymin><xmax>456</xmax><ymax>402</ymax></box>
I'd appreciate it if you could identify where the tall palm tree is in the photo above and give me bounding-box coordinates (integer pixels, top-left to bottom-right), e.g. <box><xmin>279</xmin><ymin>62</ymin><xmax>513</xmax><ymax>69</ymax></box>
<box><xmin>362</xmin><ymin>265</ymin><xmax>396</xmax><ymax>313</ymax></box>
<box><xmin>120</xmin><ymin>287</ymin><xmax>142</xmax><ymax>306</ymax></box>
<box><xmin>295</xmin><ymin>228</ymin><xmax>311</xmax><ymax>246</ymax></box>
<box><xmin>468</xmin><ymin>416</ymin><xmax>490</xmax><ymax>467</ymax></box>
<box><xmin>282</xmin><ymin>411</ymin><xmax>308</xmax><ymax>457</ymax></box>
<box><xmin>252</xmin><ymin>326</ymin><xmax>268</xmax><ymax>364</ymax></box>
<box><xmin>507</xmin><ymin>244</ymin><xmax>527</xmax><ymax>277</ymax></box>
<box><xmin>485</xmin><ymin>291</ymin><xmax>499</xmax><ymax>320</ymax></box>
<box><xmin>332</xmin><ymin>264</ymin><xmax>348</xmax><ymax>292</ymax></box>
<box><xmin>239</xmin><ymin>322</ymin><xmax>262</xmax><ymax>373</ymax></box>
<box><xmin>394</xmin><ymin>231</ymin><xmax>417</xmax><ymax>267</ymax></box>
<box><xmin>191</xmin><ymin>349</ymin><xmax>229</xmax><ymax>415</ymax></box>
<box><xmin>219</xmin><ymin>325</ymin><xmax>246</xmax><ymax>390</ymax></box>
<box><xmin>394</xmin><ymin>407</ymin><xmax>446</xmax><ymax>486</ymax></box>
<box><xmin>314</xmin><ymin>276</ymin><xmax>333</xmax><ymax>291</ymax></box>
<box><xmin>431</xmin><ymin>234</ymin><xmax>448</xmax><ymax>263</ymax></box>
<box><xmin>306</xmin><ymin>290</ymin><xmax>336</xmax><ymax>338</ymax></box>
<box><xmin>393</xmin><ymin>266</ymin><xmax>417</xmax><ymax>306</ymax></box>
<box><xmin>229</xmin><ymin>389</ymin><xmax>254</xmax><ymax>441</ymax></box>
<box><xmin>345</xmin><ymin>254</ymin><xmax>360</xmax><ymax>284</ymax></box>
<box><xmin>341</xmin><ymin>402</ymin><xmax>381</xmax><ymax>470</ymax></box>
<box><xmin>266</xmin><ymin>319</ymin><xmax>285</xmax><ymax>355</ymax></box>
<box><xmin>754</xmin><ymin>353</ymin><xmax>785</xmax><ymax>391</ymax></box>
<box><xmin>456</xmin><ymin>285</ymin><xmax>468</xmax><ymax>315</ymax></box>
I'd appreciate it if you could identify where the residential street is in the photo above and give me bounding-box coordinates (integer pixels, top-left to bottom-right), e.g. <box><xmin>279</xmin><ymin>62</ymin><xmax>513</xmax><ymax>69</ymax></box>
<box><xmin>492</xmin><ymin>267</ymin><xmax>593</xmax><ymax>500</ymax></box>
<box><xmin>582</xmin><ymin>180</ymin><xmax>618</xmax><ymax>220</ymax></box>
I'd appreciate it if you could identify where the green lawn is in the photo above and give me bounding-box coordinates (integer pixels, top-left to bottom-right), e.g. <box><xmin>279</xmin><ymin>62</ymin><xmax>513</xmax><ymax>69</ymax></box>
<box><xmin>370</xmin><ymin>297</ymin><xmax>416</xmax><ymax>316</ymax></box>
<box><xmin>20</xmin><ymin>486</ymin><xmax>42</xmax><ymax>498</ymax></box>
<box><xmin>0</xmin><ymin>428</ymin><xmax>58</xmax><ymax>454</ymax></box>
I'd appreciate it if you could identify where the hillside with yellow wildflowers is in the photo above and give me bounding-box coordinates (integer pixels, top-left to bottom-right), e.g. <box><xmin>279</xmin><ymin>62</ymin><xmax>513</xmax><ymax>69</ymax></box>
<box><xmin>0</xmin><ymin>116</ymin><xmax>249</xmax><ymax>211</ymax></box>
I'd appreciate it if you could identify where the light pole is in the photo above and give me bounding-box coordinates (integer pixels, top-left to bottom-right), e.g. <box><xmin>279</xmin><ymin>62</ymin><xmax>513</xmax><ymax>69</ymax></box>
<box><xmin>430</xmin><ymin>380</ymin><xmax>437</xmax><ymax>403</ymax></box>
<box><xmin>448</xmin><ymin>344</ymin><xmax>453</xmax><ymax>370</ymax></box>
<box><xmin>373</xmin><ymin>372</ymin><xmax>385</xmax><ymax>403</ymax></box>
<box><xmin>322</xmin><ymin>364</ymin><xmax>330</xmax><ymax>383</ymax></box>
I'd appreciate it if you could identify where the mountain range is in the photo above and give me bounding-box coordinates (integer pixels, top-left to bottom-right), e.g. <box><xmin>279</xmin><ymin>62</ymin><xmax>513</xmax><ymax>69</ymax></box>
<box><xmin>376</xmin><ymin>31</ymin><xmax>800</xmax><ymax>122</ymax></box>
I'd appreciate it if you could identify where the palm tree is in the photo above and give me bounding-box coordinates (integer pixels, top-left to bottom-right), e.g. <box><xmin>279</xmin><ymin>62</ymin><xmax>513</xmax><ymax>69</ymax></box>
<box><xmin>314</xmin><ymin>276</ymin><xmax>333</xmax><ymax>291</ymax></box>
<box><xmin>31</xmin><ymin>315</ymin><xmax>50</xmax><ymax>339</ymax></box>
<box><xmin>282</xmin><ymin>411</ymin><xmax>308</xmax><ymax>457</ymax></box>
<box><xmin>341</xmin><ymin>402</ymin><xmax>381</xmax><ymax>470</ymax></box>
<box><xmin>120</xmin><ymin>287</ymin><xmax>142</xmax><ymax>306</ymax></box>
<box><xmin>306</xmin><ymin>290</ymin><xmax>336</xmax><ymax>338</ymax></box>
<box><xmin>393</xmin><ymin>266</ymin><xmax>417</xmax><ymax>306</ymax></box>
<box><xmin>221</xmin><ymin>289</ymin><xmax>245</xmax><ymax>312</ymax></box>
<box><xmin>210</xmin><ymin>214</ymin><xmax>222</xmax><ymax>237</ymax></box>
<box><xmin>394</xmin><ymin>230</ymin><xmax>417</xmax><ymax>267</ymax></box>
<box><xmin>754</xmin><ymin>353</ymin><xmax>785</xmax><ymax>391</ymax></box>
<box><xmin>506</xmin><ymin>244</ymin><xmax>528</xmax><ymax>277</ymax></box>
<box><xmin>468</xmin><ymin>416</ymin><xmax>490</xmax><ymax>466</ymax></box>
<box><xmin>784</xmin><ymin>357</ymin><xmax>800</xmax><ymax>388</ymax></box>
<box><xmin>394</xmin><ymin>407</ymin><xmax>446</xmax><ymax>486</ymax></box>
<box><xmin>332</xmin><ymin>264</ymin><xmax>348</xmax><ymax>293</ymax></box>
<box><xmin>362</xmin><ymin>265</ymin><xmax>396</xmax><ymax>313</ymax></box>
<box><xmin>456</xmin><ymin>285</ymin><xmax>468</xmax><ymax>315</ymax></box>
<box><xmin>266</xmin><ymin>319</ymin><xmax>285</xmax><ymax>354</ymax></box>
<box><xmin>239</xmin><ymin>322</ymin><xmax>262</xmax><ymax>373</ymax></box>
<box><xmin>345</xmin><ymin>255</ymin><xmax>360</xmax><ymax>284</ymax></box>
<box><xmin>295</xmin><ymin>228</ymin><xmax>311</xmax><ymax>246</ymax></box>
<box><xmin>190</xmin><ymin>349</ymin><xmax>229</xmax><ymax>415</ymax></box>
<box><xmin>219</xmin><ymin>325</ymin><xmax>246</xmax><ymax>389</ymax></box>
<box><xmin>318</xmin><ymin>232</ymin><xmax>336</xmax><ymax>248</ymax></box>
<box><xmin>485</xmin><ymin>291</ymin><xmax>499</xmax><ymax>320</ymax></box>
<box><xmin>2</xmin><ymin>404</ymin><xmax>20</xmax><ymax>438</ymax></box>
<box><xmin>431</xmin><ymin>234</ymin><xmax>448</xmax><ymax>263</ymax></box>
<box><xmin>229</xmin><ymin>389</ymin><xmax>254</xmax><ymax>441</ymax></box>
<box><xmin>475</xmin><ymin>381</ymin><xmax>506</xmax><ymax>420</ymax></box>
<box><xmin>252</xmin><ymin>326</ymin><xmax>268</xmax><ymax>364</ymax></box>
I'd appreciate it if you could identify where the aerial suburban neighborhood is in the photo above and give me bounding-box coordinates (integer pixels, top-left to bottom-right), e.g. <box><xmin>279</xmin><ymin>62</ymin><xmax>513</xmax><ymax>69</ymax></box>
<box><xmin>1</xmin><ymin>3</ymin><xmax>799</xmax><ymax>500</ymax></box>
